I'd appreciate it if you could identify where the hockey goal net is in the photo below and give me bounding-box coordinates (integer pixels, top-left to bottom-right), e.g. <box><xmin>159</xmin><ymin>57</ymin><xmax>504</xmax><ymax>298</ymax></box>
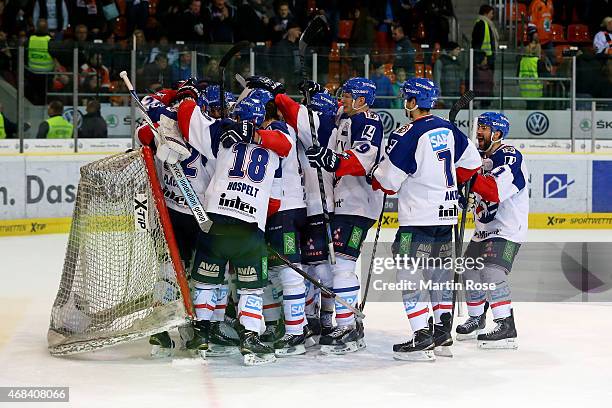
<box><xmin>48</xmin><ymin>147</ymin><xmax>193</xmax><ymax>356</ymax></box>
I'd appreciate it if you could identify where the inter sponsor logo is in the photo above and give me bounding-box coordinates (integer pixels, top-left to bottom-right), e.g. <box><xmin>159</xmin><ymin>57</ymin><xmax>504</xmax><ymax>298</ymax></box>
<box><xmin>438</xmin><ymin>204</ymin><xmax>458</xmax><ymax>220</ymax></box>
<box><xmin>218</xmin><ymin>193</ymin><xmax>257</xmax><ymax>214</ymax></box>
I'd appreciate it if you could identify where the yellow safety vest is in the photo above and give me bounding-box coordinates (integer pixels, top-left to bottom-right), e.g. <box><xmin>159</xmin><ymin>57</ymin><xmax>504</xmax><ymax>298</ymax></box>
<box><xmin>0</xmin><ymin>114</ymin><xmax>6</xmax><ymax>139</ymax></box>
<box><xmin>475</xmin><ymin>18</ymin><xmax>493</xmax><ymax>57</ymax></box>
<box><xmin>28</xmin><ymin>35</ymin><xmax>54</xmax><ymax>72</ymax></box>
<box><xmin>518</xmin><ymin>56</ymin><xmax>543</xmax><ymax>98</ymax></box>
<box><xmin>46</xmin><ymin>115</ymin><xmax>73</xmax><ymax>139</ymax></box>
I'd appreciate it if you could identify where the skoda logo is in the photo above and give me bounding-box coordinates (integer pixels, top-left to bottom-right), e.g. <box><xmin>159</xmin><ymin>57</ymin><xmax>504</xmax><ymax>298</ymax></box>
<box><xmin>377</xmin><ymin>110</ymin><xmax>395</xmax><ymax>135</ymax></box>
<box><xmin>579</xmin><ymin>119</ymin><xmax>591</xmax><ymax>132</ymax></box>
<box><xmin>526</xmin><ymin>112</ymin><xmax>549</xmax><ymax>136</ymax></box>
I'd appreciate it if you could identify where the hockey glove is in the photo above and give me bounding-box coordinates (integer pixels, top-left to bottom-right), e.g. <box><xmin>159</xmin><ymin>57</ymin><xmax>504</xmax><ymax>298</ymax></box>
<box><xmin>174</xmin><ymin>78</ymin><xmax>200</xmax><ymax>104</ymax></box>
<box><xmin>220</xmin><ymin>120</ymin><xmax>256</xmax><ymax>148</ymax></box>
<box><xmin>457</xmin><ymin>184</ymin><xmax>476</xmax><ymax>212</ymax></box>
<box><xmin>155</xmin><ymin>115</ymin><xmax>191</xmax><ymax>164</ymax></box>
<box><xmin>306</xmin><ymin>145</ymin><xmax>341</xmax><ymax>172</ymax></box>
<box><xmin>245</xmin><ymin>75</ymin><xmax>286</xmax><ymax>95</ymax></box>
<box><xmin>298</xmin><ymin>80</ymin><xmax>324</xmax><ymax>98</ymax></box>
<box><xmin>365</xmin><ymin>164</ymin><xmax>378</xmax><ymax>185</ymax></box>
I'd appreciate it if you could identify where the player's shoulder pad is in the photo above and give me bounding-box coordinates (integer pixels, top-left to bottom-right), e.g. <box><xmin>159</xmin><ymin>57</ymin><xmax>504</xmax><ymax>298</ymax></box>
<box><xmin>490</xmin><ymin>144</ymin><xmax>523</xmax><ymax>168</ymax></box>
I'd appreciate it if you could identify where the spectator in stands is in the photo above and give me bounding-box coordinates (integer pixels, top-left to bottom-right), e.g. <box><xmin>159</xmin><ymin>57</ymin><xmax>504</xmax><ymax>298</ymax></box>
<box><xmin>37</xmin><ymin>100</ymin><xmax>73</xmax><ymax>139</ymax></box>
<box><xmin>79</xmin><ymin>99</ymin><xmax>107</xmax><ymax>138</ymax></box>
<box><xmin>80</xmin><ymin>51</ymin><xmax>111</xmax><ymax>94</ymax></box>
<box><xmin>529</xmin><ymin>0</ymin><xmax>555</xmax><ymax>63</ymax></box>
<box><xmin>269</xmin><ymin>22</ymin><xmax>301</xmax><ymax>86</ymax></box>
<box><xmin>270</xmin><ymin>1</ymin><xmax>295</xmax><ymax>44</ymax></box>
<box><xmin>203</xmin><ymin>57</ymin><xmax>220</xmax><ymax>80</ymax></box>
<box><xmin>422</xmin><ymin>0</ymin><xmax>454</xmax><ymax>46</ymax></box>
<box><xmin>594</xmin><ymin>16</ymin><xmax>612</xmax><ymax>57</ymax></box>
<box><xmin>235</xmin><ymin>0</ymin><xmax>271</xmax><ymax>43</ymax></box>
<box><xmin>172</xmin><ymin>50</ymin><xmax>193</xmax><ymax>83</ymax></box>
<box><xmin>433</xmin><ymin>41</ymin><xmax>463</xmax><ymax>99</ymax></box>
<box><xmin>127</xmin><ymin>0</ymin><xmax>150</xmax><ymax>34</ymax></box>
<box><xmin>472</xmin><ymin>4</ymin><xmax>498</xmax><ymax>71</ymax></box>
<box><xmin>177</xmin><ymin>0</ymin><xmax>209</xmax><ymax>42</ymax></box>
<box><xmin>148</xmin><ymin>35</ymin><xmax>179</xmax><ymax>67</ymax></box>
<box><xmin>370</xmin><ymin>61</ymin><xmax>394</xmax><ymax>108</ymax></box>
<box><xmin>158</xmin><ymin>0</ymin><xmax>183</xmax><ymax>41</ymax></box>
<box><xmin>142</xmin><ymin>53</ymin><xmax>172</xmax><ymax>91</ymax></box>
<box><xmin>519</xmin><ymin>24</ymin><xmax>545</xmax><ymax>109</ymax></box>
<box><xmin>33</xmin><ymin>0</ymin><xmax>69</xmax><ymax>38</ymax></box>
<box><xmin>391</xmin><ymin>22</ymin><xmax>415</xmax><ymax>77</ymax></box>
<box><xmin>27</xmin><ymin>19</ymin><xmax>55</xmax><ymax>105</ymax></box>
<box><xmin>0</xmin><ymin>30</ymin><xmax>15</xmax><ymax>85</ymax></box>
<box><xmin>391</xmin><ymin>67</ymin><xmax>407</xmax><ymax>108</ymax></box>
<box><xmin>208</xmin><ymin>0</ymin><xmax>236</xmax><ymax>43</ymax></box>
<box><xmin>370</xmin><ymin>1</ymin><xmax>403</xmax><ymax>52</ymax></box>
<box><xmin>0</xmin><ymin>102</ymin><xmax>18</xmax><ymax>139</ymax></box>
<box><xmin>72</xmin><ymin>0</ymin><xmax>105</xmax><ymax>35</ymax></box>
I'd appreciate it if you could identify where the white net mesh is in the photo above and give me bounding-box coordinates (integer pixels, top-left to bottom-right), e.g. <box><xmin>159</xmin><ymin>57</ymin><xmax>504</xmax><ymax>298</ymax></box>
<box><xmin>48</xmin><ymin>149</ymin><xmax>189</xmax><ymax>356</ymax></box>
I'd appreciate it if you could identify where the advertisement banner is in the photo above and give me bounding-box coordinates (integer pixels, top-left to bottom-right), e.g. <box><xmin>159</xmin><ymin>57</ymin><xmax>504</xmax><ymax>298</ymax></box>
<box><xmin>0</xmin><ymin>156</ymin><xmax>25</xmax><ymax>219</ymax></box>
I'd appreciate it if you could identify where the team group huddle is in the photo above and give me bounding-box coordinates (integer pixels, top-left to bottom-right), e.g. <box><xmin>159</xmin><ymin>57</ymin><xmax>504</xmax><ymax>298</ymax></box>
<box><xmin>136</xmin><ymin>71</ymin><xmax>529</xmax><ymax>366</ymax></box>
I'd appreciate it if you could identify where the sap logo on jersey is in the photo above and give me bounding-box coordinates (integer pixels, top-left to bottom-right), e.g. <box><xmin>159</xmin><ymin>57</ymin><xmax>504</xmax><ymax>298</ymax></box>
<box><xmin>543</xmin><ymin>174</ymin><xmax>575</xmax><ymax>198</ymax></box>
<box><xmin>290</xmin><ymin>304</ymin><xmax>305</xmax><ymax>317</ymax></box>
<box><xmin>245</xmin><ymin>296</ymin><xmax>263</xmax><ymax>311</ymax></box>
<box><xmin>218</xmin><ymin>193</ymin><xmax>257</xmax><ymax>214</ymax></box>
<box><xmin>427</xmin><ymin>130</ymin><xmax>449</xmax><ymax>152</ymax></box>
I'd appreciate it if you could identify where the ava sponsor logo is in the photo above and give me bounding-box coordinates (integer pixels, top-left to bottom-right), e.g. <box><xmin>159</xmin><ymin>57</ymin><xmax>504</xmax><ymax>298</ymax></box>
<box><xmin>198</xmin><ymin>262</ymin><xmax>221</xmax><ymax>277</ymax></box>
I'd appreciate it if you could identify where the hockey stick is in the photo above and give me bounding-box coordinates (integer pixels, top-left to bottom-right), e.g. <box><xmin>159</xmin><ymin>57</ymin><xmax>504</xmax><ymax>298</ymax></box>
<box><xmin>219</xmin><ymin>41</ymin><xmax>250</xmax><ymax>119</ymax></box>
<box><xmin>268</xmin><ymin>246</ymin><xmax>366</xmax><ymax>320</ymax></box>
<box><xmin>358</xmin><ymin>194</ymin><xmax>385</xmax><ymax>312</ymax></box>
<box><xmin>451</xmin><ymin>94</ymin><xmax>478</xmax><ymax>321</ymax></box>
<box><xmin>298</xmin><ymin>15</ymin><xmax>336</xmax><ymax>265</ymax></box>
<box><xmin>120</xmin><ymin>71</ymin><xmax>213</xmax><ymax>233</ymax></box>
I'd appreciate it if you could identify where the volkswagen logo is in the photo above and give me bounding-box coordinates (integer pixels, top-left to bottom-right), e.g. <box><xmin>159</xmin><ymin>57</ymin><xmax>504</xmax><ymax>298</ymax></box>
<box><xmin>377</xmin><ymin>110</ymin><xmax>395</xmax><ymax>135</ymax></box>
<box><xmin>526</xmin><ymin>112</ymin><xmax>549</xmax><ymax>136</ymax></box>
<box><xmin>63</xmin><ymin>108</ymin><xmax>83</xmax><ymax>129</ymax></box>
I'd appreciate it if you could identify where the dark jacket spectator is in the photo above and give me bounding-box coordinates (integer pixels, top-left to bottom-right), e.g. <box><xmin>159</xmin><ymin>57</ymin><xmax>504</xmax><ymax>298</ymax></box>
<box><xmin>370</xmin><ymin>62</ymin><xmax>394</xmax><ymax>108</ymax></box>
<box><xmin>235</xmin><ymin>0</ymin><xmax>270</xmax><ymax>43</ymax></box>
<box><xmin>433</xmin><ymin>42</ymin><xmax>463</xmax><ymax>97</ymax></box>
<box><xmin>79</xmin><ymin>99</ymin><xmax>107</xmax><ymax>138</ymax></box>
<box><xmin>269</xmin><ymin>23</ymin><xmax>301</xmax><ymax>87</ymax></box>
<box><xmin>33</xmin><ymin>0</ymin><xmax>69</xmax><ymax>35</ymax></box>
<box><xmin>391</xmin><ymin>22</ymin><xmax>416</xmax><ymax>77</ymax></box>
<box><xmin>142</xmin><ymin>53</ymin><xmax>172</xmax><ymax>91</ymax></box>
<box><xmin>208</xmin><ymin>0</ymin><xmax>236</xmax><ymax>43</ymax></box>
<box><xmin>269</xmin><ymin>1</ymin><xmax>296</xmax><ymax>44</ymax></box>
<box><xmin>171</xmin><ymin>51</ymin><xmax>193</xmax><ymax>83</ymax></box>
<box><xmin>177</xmin><ymin>0</ymin><xmax>210</xmax><ymax>42</ymax></box>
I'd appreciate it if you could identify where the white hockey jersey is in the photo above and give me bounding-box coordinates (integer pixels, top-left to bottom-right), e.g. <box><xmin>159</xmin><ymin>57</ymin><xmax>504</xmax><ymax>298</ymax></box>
<box><xmin>472</xmin><ymin>144</ymin><xmax>529</xmax><ymax>243</ymax></box>
<box><xmin>373</xmin><ymin>114</ymin><xmax>481</xmax><ymax>226</ymax></box>
<box><xmin>265</xmin><ymin>120</ymin><xmax>305</xmax><ymax>212</ymax></box>
<box><xmin>274</xmin><ymin>94</ymin><xmax>335</xmax><ymax>216</ymax></box>
<box><xmin>331</xmin><ymin>110</ymin><xmax>385</xmax><ymax>220</ymax></box>
<box><xmin>137</xmin><ymin>96</ymin><xmax>212</xmax><ymax>216</ymax></box>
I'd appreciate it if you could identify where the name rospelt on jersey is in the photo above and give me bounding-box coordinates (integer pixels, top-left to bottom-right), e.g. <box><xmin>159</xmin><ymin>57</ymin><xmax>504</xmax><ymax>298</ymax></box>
<box><xmin>205</xmin><ymin>142</ymin><xmax>281</xmax><ymax>231</ymax></box>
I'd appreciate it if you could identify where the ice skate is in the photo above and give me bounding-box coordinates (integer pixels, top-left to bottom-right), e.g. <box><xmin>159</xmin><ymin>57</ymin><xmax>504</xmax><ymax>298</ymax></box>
<box><xmin>207</xmin><ymin>321</ymin><xmax>240</xmax><ymax>357</ymax></box>
<box><xmin>273</xmin><ymin>332</ymin><xmax>307</xmax><ymax>356</ymax></box>
<box><xmin>430</xmin><ymin>313</ymin><xmax>453</xmax><ymax>357</ymax></box>
<box><xmin>260</xmin><ymin>321</ymin><xmax>284</xmax><ymax>343</ymax></box>
<box><xmin>456</xmin><ymin>304</ymin><xmax>488</xmax><ymax>341</ymax></box>
<box><xmin>304</xmin><ymin>317</ymin><xmax>321</xmax><ymax>348</ymax></box>
<box><xmin>393</xmin><ymin>328</ymin><xmax>436</xmax><ymax>362</ymax></box>
<box><xmin>478</xmin><ymin>310</ymin><xmax>518</xmax><ymax>350</ymax></box>
<box><xmin>149</xmin><ymin>331</ymin><xmax>174</xmax><ymax>358</ymax></box>
<box><xmin>240</xmin><ymin>330</ymin><xmax>277</xmax><ymax>366</ymax></box>
<box><xmin>319</xmin><ymin>325</ymin><xmax>361</xmax><ymax>355</ymax></box>
<box><xmin>185</xmin><ymin>321</ymin><xmax>209</xmax><ymax>359</ymax></box>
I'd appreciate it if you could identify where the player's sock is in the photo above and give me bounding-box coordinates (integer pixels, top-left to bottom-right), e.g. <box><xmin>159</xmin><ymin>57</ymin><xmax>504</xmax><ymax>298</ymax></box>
<box><xmin>304</xmin><ymin>265</ymin><xmax>320</xmax><ymax>319</ymax></box>
<box><xmin>483</xmin><ymin>265</ymin><xmax>512</xmax><ymax>320</ymax></box>
<box><xmin>332</xmin><ymin>257</ymin><xmax>359</xmax><ymax>327</ymax></box>
<box><xmin>317</xmin><ymin>262</ymin><xmax>335</xmax><ymax>315</ymax></box>
<box><xmin>192</xmin><ymin>282</ymin><xmax>218</xmax><ymax>321</ymax></box>
<box><xmin>262</xmin><ymin>281</ymin><xmax>282</xmax><ymax>322</ymax></box>
<box><xmin>464</xmin><ymin>267</ymin><xmax>487</xmax><ymax>316</ymax></box>
<box><xmin>237</xmin><ymin>289</ymin><xmax>264</xmax><ymax>334</ymax></box>
<box><xmin>212</xmin><ymin>284</ymin><xmax>229</xmax><ymax>322</ymax></box>
<box><xmin>280</xmin><ymin>266</ymin><xmax>306</xmax><ymax>334</ymax></box>
<box><xmin>430</xmin><ymin>268</ymin><xmax>453</xmax><ymax>323</ymax></box>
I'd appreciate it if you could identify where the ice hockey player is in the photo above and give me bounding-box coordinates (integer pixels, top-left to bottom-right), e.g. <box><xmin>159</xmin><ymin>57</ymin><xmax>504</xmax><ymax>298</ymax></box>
<box><xmin>240</xmin><ymin>79</ymin><xmax>310</xmax><ymax>357</ymax></box>
<box><xmin>455</xmin><ymin>112</ymin><xmax>527</xmax><ymax>349</ymax></box>
<box><xmin>273</xmin><ymin>80</ymin><xmax>338</xmax><ymax>345</ymax></box>
<box><xmin>174</xmin><ymin>90</ymin><xmax>292</xmax><ymax>365</ymax></box>
<box><xmin>305</xmin><ymin>77</ymin><xmax>384</xmax><ymax>354</ymax></box>
<box><xmin>203</xmin><ymin>84</ymin><xmax>236</xmax><ymax>119</ymax></box>
<box><xmin>370</xmin><ymin>78</ymin><xmax>481</xmax><ymax>361</ymax></box>
<box><xmin>135</xmin><ymin>81</ymin><xmax>209</xmax><ymax>358</ymax></box>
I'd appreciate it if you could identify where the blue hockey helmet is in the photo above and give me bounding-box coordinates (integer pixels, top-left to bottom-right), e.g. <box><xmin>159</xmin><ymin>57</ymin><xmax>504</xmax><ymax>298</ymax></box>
<box><xmin>309</xmin><ymin>91</ymin><xmax>337</xmax><ymax>116</ymax></box>
<box><xmin>341</xmin><ymin>77</ymin><xmax>376</xmax><ymax>106</ymax></box>
<box><xmin>206</xmin><ymin>85</ymin><xmax>236</xmax><ymax>108</ymax></box>
<box><xmin>478</xmin><ymin>111</ymin><xmax>510</xmax><ymax>139</ymax></box>
<box><xmin>400</xmin><ymin>78</ymin><xmax>439</xmax><ymax>109</ymax></box>
<box><xmin>248</xmin><ymin>88</ymin><xmax>274</xmax><ymax>105</ymax></box>
<box><xmin>233</xmin><ymin>96</ymin><xmax>266</xmax><ymax>126</ymax></box>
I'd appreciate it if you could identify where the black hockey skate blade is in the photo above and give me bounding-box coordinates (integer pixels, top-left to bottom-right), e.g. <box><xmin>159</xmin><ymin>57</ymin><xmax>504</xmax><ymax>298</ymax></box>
<box><xmin>393</xmin><ymin>350</ymin><xmax>436</xmax><ymax>362</ymax></box>
<box><xmin>243</xmin><ymin>353</ymin><xmax>277</xmax><ymax>366</ymax></box>
<box><xmin>274</xmin><ymin>344</ymin><xmax>306</xmax><ymax>357</ymax></box>
<box><xmin>320</xmin><ymin>341</ymin><xmax>359</xmax><ymax>355</ymax></box>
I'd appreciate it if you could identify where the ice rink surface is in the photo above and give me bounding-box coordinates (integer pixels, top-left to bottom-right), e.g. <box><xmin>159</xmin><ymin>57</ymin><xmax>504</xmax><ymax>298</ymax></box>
<box><xmin>1</xmin><ymin>230</ymin><xmax>612</xmax><ymax>408</ymax></box>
